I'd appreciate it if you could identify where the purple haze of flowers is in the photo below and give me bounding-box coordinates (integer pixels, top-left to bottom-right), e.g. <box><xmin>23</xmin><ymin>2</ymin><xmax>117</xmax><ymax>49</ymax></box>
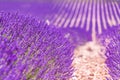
<box><xmin>0</xmin><ymin>12</ymin><xmax>74</xmax><ymax>80</ymax></box>
<box><xmin>98</xmin><ymin>25</ymin><xmax>120</xmax><ymax>80</ymax></box>
<box><xmin>0</xmin><ymin>0</ymin><xmax>58</xmax><ymax>20</ymax></box>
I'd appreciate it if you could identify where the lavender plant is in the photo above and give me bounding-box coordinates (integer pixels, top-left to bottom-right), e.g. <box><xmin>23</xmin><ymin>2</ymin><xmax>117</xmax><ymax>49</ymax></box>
<box><xmin>0</xmin><ymin>12</ymin><xmax>74</xmax><ymax>80</ymax></box>
<box><xmin>98</xmin><ymin>25</ymin><xmax>120</xmax><ymax>80</ymax></box>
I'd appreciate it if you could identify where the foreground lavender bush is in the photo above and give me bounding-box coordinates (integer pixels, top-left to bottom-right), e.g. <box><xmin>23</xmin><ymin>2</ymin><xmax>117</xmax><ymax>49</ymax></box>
<box><xmin>0</xmin><ymin>12</ymin><xmax>74</xmax><ymax>80</ymax></box>
<box><xmin>98</xmin><ymin>25</ymin><xmax>120</xmax><ymax>80</ymax></box>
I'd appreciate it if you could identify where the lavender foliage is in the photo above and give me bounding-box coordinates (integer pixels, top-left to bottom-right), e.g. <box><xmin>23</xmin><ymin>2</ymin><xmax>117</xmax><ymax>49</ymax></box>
<box><xmin>0</xmin><ymin>12</ymin><xmax>74</xmax><ymax>80</ymax></box>
<box><xmin>98</xmin><ymin>25</ymin><xmax>120</xmax><ymax>80</ymax></box>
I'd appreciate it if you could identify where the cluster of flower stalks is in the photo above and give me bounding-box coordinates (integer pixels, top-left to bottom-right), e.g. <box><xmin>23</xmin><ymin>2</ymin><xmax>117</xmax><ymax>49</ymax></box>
<box><xmin>0</xmin><ymin>12</ymin><xmax>74</xmax><ymax>80</ymax></box>
<box><xmin>98</xmin><ymin>25</ymin><xmax>120</xmax><ymax>80</ymax></box>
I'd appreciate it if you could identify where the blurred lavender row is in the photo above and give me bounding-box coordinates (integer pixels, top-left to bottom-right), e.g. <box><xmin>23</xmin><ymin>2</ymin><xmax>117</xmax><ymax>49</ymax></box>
<box><xmin>0</xmin><ymin>0</ymin><xmax>56</xmax><ymax>19</ymax></box>
<box><xmin>0</xmin><ymin>0</ymin><xmax>119</xmax><ymax>34</ymax></box>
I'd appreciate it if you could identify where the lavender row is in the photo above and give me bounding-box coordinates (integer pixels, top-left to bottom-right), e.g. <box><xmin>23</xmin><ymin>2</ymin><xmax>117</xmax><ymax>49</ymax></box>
<box><xmin>0</xmin><ymin>12</ymin><xmax>74</xmax><ymax>80</ymax></box>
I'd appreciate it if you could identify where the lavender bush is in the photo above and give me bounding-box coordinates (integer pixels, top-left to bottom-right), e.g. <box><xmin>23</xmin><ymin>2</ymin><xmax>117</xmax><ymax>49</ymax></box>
<box><xmin>0</xmin><ymin>12</ymin><xmax>74</xmax><ymax>80</ymax></box>
<box><xmin>98</xmin><ymin>25</ymin><xmax>120</xmax><ymax>80</ymax></box>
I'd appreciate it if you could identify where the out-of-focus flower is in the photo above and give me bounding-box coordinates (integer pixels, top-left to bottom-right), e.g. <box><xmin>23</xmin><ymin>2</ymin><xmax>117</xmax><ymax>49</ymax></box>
<box><xmin>0</xmin><ymin>12</ymin><xmax>74</xmax><ymax>80</ymax></box>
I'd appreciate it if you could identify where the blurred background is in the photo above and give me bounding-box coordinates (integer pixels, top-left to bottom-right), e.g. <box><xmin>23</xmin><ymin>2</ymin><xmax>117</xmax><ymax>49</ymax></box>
<box><xmin>0</xmin><ymin>0</ymin><xmax>92</xmax><ymax>45</ymax></box>
<box><xmin>0</xmin><ymin>0</ymin><xmax>57</xmax><ymax>19</ymax></box>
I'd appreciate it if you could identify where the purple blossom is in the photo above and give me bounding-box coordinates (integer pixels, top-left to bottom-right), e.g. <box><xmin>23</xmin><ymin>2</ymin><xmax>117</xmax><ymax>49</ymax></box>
<box><xmin>0</xmin><ymin>12</ymin><xmax>74</xmax><ymax>80</ymax></box>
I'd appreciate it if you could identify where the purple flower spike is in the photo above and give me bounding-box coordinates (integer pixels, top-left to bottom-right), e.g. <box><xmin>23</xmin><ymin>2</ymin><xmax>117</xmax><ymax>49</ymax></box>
<box><xmin>98</xmin><ymin>25</ymin><xmax>120</xmax><ymax>80</ymax></box>
<box><xmin>0</xmin><ymin>12</ymin><xmax>74</xmax><ymax>80</ymax></box>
